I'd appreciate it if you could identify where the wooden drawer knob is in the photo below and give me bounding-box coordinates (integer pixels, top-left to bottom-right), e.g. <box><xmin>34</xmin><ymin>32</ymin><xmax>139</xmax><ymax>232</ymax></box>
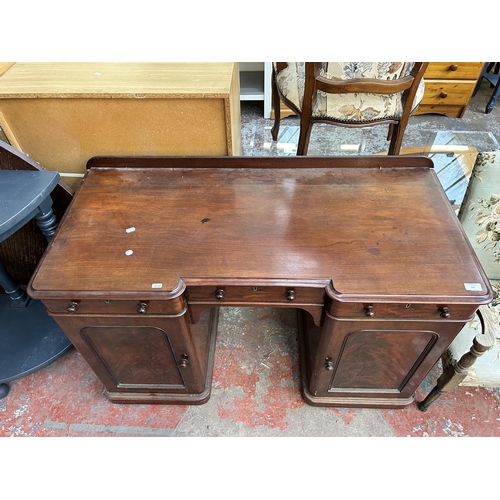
<box><xmin>364</xmin><ymin>305</ymin><xmax>375</xmax><ymax>317</ymax></box>
<box><xmin>215</xmin><ymin>289</ymin><xmax>225</xmax><ymax>300</ymax></box>
<box><xmin>67</xmin><ymin>301</ymin><xmax>79</xmax><ymax>313</ymax></box>
<box><xmin>136</xmin><ymin>302</ymin><xmax>148</xmax><ymax>314</ymax></box>
<box><xmin>179</xmin><ymin>354</ymin><xmax>189</xmax><ymax>368</ymax></box>
<box><xmin>439</xmin><ymin>306</ymin><xmax>450</xmax><ymax>319</ymax></box>
<box><xmin>439</xmin><ymin>91</ymin><xmax>448</xmax><ymax>99</ymax></box>
<box><xmin>449</xmin><ymin>64</ymin><xmax>458</xmax><ymax>71</ymax></box>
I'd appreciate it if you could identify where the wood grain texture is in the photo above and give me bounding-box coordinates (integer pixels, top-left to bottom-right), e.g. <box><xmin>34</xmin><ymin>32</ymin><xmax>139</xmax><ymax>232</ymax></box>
<box><xmin>414</xmin><ymin>62</ymin><xmax>483</xmax><ymax>118</ymax></box>
<box><xmin>0</xmin><ymin>62</ymin><xmax>15</xmax><ymax>78</ymax></box>
<box><xmin>0</xmin><ymin>63</ymin><xmax>242</xmax><ymax>184</ymax></box>
<box><xmin>29</xmin><ymin>158</ymin><xmax>491</xmax><ymax>305</ymax></box>
<box><xmin>28</xmin><ymin>156</ymin><xmax>493</xmax><ymax>407</ymax></box>
<box><xmin>422</xmin><ymin>62</ymin><xmax>483</xmax><ymax>80</ymax></box>
<box><xmin>0</xmin><ymin>62</ymin><xmax>237</xmax><ymax>98</ymax></box>
<box><xmin>300</xmin><ymin>310</ymin><xmax>466</xmax><ymax>407</ymax></box>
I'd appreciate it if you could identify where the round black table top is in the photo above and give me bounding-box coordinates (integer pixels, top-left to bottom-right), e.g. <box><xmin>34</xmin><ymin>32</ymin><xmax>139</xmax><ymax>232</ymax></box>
<box><xmin>0</xmin><ymin>170</ymin><xmax>60</xmax><ymax>243</ymax></box>
<box><xmin>0</xmin><ymin>168</ymin><xmax>71</xmax><ymax>395</ymax></box>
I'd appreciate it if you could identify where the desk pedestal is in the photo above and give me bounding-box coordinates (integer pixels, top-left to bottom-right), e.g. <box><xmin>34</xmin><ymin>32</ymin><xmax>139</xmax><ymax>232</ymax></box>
<box><xmin>298</xmin><ymin>309</ymin><xmax>472</xmax><ymax>408</ymax></box>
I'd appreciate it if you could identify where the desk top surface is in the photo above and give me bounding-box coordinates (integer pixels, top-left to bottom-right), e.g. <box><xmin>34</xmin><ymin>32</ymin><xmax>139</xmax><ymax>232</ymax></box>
<box><xmin>0</xmin><ymin>63</ymin><xmax>237</xmax><ymax>98</ymax></box>
<box><xmin>29</xmin><ymin>157</ymin><xmax>491</xmax><ymax>304</ymax></box>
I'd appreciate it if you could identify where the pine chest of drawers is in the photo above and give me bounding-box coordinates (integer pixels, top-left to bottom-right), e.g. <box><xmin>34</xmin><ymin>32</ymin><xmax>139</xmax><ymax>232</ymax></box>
<box><xmin>414</xmin><ymin>62</ymin><xmax>484</xmax><ymax>118</ymax></box>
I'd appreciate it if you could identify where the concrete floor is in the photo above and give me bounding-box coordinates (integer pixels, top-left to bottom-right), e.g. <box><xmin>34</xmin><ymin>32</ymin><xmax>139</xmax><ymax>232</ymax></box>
<box><xmin>1</xmin><ymin>78</ymin><xmax>500</xmax><ymax>439</ymax></box>
<box><xmin>2</xmin><ymin>306</ymin><xmax>500</xmax><ymax>437</ymax></box>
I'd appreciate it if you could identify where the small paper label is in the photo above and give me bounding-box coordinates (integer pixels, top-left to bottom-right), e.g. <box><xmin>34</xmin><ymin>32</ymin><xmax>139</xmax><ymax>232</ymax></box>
<box><xmin>151</xmin><ymin>283</ymin><xmax>163</xmax><ymax>289</ymax></box>
<box><xmin>126</xmin><ymin>227</ymin><xmax>136</xmax><ymax>233</ymax></box>
<box><xmin>464</xmin><ymin>283</ymin><xmax>482</xmax><ymax>291</ymax></box>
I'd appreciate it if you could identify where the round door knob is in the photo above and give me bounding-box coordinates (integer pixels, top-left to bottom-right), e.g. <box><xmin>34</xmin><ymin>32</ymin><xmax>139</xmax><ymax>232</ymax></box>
<box><xmin>364</xmin><ymin>305</ymin><xmax>375</xmax><ymax>317</ymax></box>
<box><xmin>439</xmin><ymin>306</ymin><xmax>450</xmax><ymax>319</ymax></box>
<box><xmin>215</xmin><ymin>289</ymin><xmax>225</xmax><ymax>300</ymax></box>
<box><xmin>285</xmin><ymin>290</ymin><xmax>295</xmax><ymax>301</ymax></box>
<box><xmin>67</xmin><ymin>301</ymin><xmax>79</xmax><ymax>313</ymax></box>
<box><xmin>179</xmin><ymin>354</ymin><xmax>189</xmax><ymax>368</ymax></box>
<box><xmin>439</xmin><ymin>91</ymin><xmax>448</xmax><ymax>99</ymax></box>
<box><xmin>137</xmin><ymin>302</ymin><xmax>148</xmax><ymax>314</ymax></box>
<box><xmin>324</xmin><ymin>357</ymin><xmax>334</xmax><ymax>370</ymax></box>
<box><xmin>449</xmin><ymin>64</ymin><xmax>458</xmax><ymax>71</ymax></box>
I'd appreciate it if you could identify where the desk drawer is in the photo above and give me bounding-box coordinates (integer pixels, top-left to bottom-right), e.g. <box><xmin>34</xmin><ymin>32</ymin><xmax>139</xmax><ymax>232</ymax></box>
<box><xmin>328</xmin><ymin>301</ymin><xmax>477</xmax><ymax>321</ymax></box>
<box><xmin>420</xmin><ymin>81</ymin><xmax>476</xmax><ymax>106</ymax></box>
<box><xmin>186</xmin><ymin>285</ymin><xmax>325</xmax><ymax>305</ymax></box>
<box><xmin>424</xmin><ymin>62</ymin><xmax>483</xmax><ymax>80</ymax></box>
<box><xmin>43</xmin><ymin>297</ymin><xmax>186</xmax><ymax>316</ymax></box>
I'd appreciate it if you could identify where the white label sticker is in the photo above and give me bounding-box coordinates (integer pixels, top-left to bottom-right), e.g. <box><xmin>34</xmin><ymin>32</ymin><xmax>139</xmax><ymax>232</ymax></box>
<box><xmin>126</xmin><ymin>227</ymin><xmax>136</xmax><ymax>233</ymax></box>
<box><xmin>464</xmin><ymin>283</ymin><xmax>482</xmax><ymax>291</ymax></box>
<box><xmin>151</xmin><ymin>283</ymin><xmax>163</xmax><ymax>289</ymax></box>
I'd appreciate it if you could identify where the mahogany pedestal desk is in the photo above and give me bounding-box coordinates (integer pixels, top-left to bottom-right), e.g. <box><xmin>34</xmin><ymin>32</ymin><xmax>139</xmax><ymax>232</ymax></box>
<box><xmin>27</xmin><ymin>156</ymin><xmax>493</xmax><ymax>408</ymax></box>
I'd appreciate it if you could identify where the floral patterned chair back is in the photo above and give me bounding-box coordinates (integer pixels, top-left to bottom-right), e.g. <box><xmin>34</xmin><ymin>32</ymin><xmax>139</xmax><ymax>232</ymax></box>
<box><xmin>271</xmin><ymin>62</ymin><xmax>427</xmax><ymax>155</ymax></box>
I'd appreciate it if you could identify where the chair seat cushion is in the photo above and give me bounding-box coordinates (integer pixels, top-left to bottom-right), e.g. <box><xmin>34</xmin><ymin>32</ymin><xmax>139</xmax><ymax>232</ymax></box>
<box><xmin>275</xmin><ymin>62</ymin><xmax>425</xmax><ymax>123</ymax></box>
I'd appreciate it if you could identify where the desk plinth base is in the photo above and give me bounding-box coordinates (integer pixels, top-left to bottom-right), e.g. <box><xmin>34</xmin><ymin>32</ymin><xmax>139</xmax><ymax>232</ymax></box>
<box><xmin>103</xmin><ymin>386</ymin><xmax>213</xmax><ymax>405</ymax></box>
<box><xmin>297</xmin><ymin>310</ymin><xmax>415</xmax><ymax>409</ymax></box>
<box><xmin>101</xmin><ymin>307</ymin><xmax>219</xmax><ymax>405</ymax></box>
<box><xmin>300</xmin><ymin>385</ymin><xmax>415</xmax><ymax>409</ymax></box>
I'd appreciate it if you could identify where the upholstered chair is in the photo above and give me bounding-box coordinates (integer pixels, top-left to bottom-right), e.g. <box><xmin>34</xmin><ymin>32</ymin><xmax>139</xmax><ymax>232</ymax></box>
<box><xmin>271</xmin><ymin>62</ymin><xmax>427</xmax><ymax>155</ymax></box>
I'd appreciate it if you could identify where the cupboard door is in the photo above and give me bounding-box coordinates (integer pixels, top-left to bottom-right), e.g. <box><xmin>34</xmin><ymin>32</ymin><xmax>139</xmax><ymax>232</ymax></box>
<box><xmin>305</xmin><ymin>312</ymin><xmax>464</xmax><ymax>401</ymax></box>
<box><xmin>325</xmin><ymin>328</ymin><xmax>437</xmax><ymax>393</ymax></box>
<box><xmin>52</xmin><ymin>313</ymin><xmax>208</xmax><ymax>395</ymax></box>
<box><xmin>80</xmin><ymin>325</ymin><xmax>185</xmax><ymax>390</ymax></box>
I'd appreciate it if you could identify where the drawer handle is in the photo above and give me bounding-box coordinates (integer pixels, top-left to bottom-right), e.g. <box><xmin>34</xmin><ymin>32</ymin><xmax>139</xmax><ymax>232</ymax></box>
<box><xmin>324</xmin><ymin>357</ymin><xmax>334</xmax><ymax>370</ymax></box>
<box><xmin>364</xmin><ymin>305</ymin><xmax>375</xmax><ymax>317</ymax></box>
<box><xmin>439</xmin><ymin>91</ymin><xmax>448</xmax><ymax>99</ymax></box>
<box><xmin>137</xmin><ymin>302</ymin><xmax>149</xmax><ymax>314</ymax></box>
<box><xmin>179</xmin><ymin>354</ymin><xmax>189</xmax><ymax>368</ymax></box>
<box><xmin>215</xmin><ymin>289</ymin><xmax>225</xmax><ymax>300</ymax></box>
<box><xmin>439</xmin><ymin>306</ymin><xmax>451</xmax><ymax>319</ymax></box>
<box><xmin>286</xmin><ymin>290</ymin><xmax>295</xmax><ymax>301</ymax></box>
<box><xmin>449</xmin><ymin>64</ymin><xmax>458</xmax><ymax>71</ymax></box>
<box><xmin>67</xmin><ymin>301</ymin><xmax>79</xmax><ymax>313</ymax></box>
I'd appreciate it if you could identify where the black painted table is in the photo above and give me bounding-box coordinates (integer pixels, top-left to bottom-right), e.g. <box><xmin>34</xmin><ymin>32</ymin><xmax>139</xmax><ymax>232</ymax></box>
<box><xmin>0</xmin><ymin>170</ymin><xmax>72</xmax><ymax>398</ymax></box>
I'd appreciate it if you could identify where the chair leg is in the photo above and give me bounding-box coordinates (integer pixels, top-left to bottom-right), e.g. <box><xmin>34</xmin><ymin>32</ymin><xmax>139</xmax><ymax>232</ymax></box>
<box><xmin>387</xmin><ymin>123</ymin><xmax>394</xmax><ymax>142</ymax></box>
<box><xmin>485</xmin><ymin>77</ymin><xmax>500</xmax><ymax>114</ymax></box>
<box><xmin>387</xmin><ymin>123</ymin><xmax>404</xmax><ymax>155</ymax></box>
<box><xmin>418</xmin><ymin>305</ymin><xmax>495</xmax><ymax>411</ymax></box>
<box><xmin>472</xmin><ymin>63</ymin><xmax>487</xmax><ymax>97</ymax></box>
<box><xmin>271</xmin><ymin>70</ymin><xmax>281</xmax><ymax>141</ymax></box>
<box><xmin>418</xmin><ymin>339</ymin><xmax>491</xmax><ymax>411</ymax></box>
<box><xmin>297</xmin><ymin>122</ymin><xmax>313</xmax><ymax>156</ymax></box>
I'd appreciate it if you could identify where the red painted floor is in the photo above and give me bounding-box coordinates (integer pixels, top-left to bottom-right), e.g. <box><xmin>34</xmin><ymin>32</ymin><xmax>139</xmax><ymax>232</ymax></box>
<box><xmin>1</xmin><ymin>307</ymin><xmax>499</xmax><ymax>437</ymax></box>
